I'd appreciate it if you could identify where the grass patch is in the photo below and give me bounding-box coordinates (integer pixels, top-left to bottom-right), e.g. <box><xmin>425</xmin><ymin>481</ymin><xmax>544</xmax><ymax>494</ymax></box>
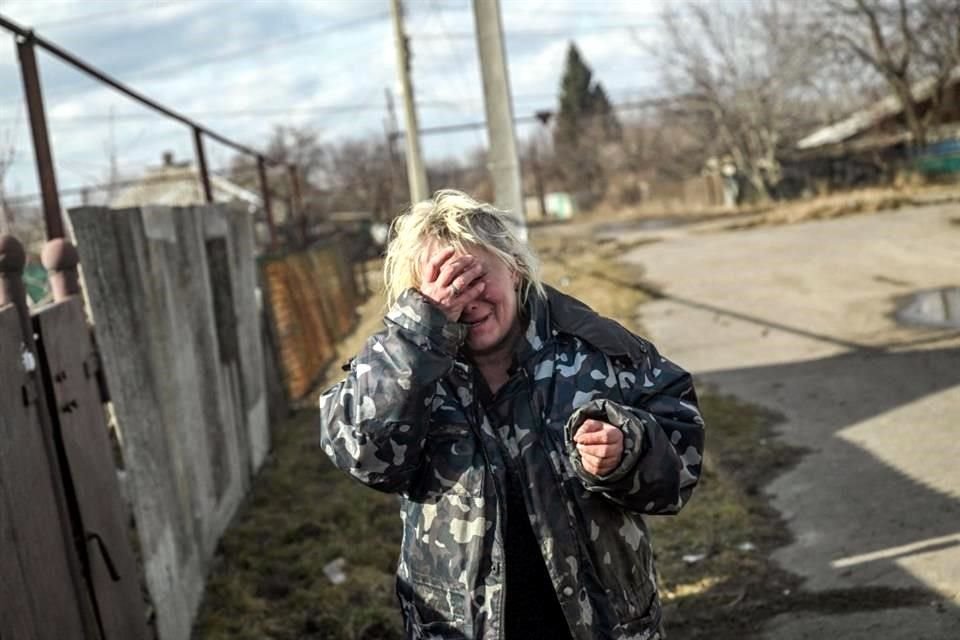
<box><xmin>194</xmin><ymin>272</ymin><xmax>407</xmax><ymax>640</ymax></box>
<box><xmin>193</xmin><ymin>409</ymin><xmax>405</xmax><ymax>640</ymax></box>
<box><xmin>531</xmin><ymin>228</ymin><xmax>659</xmax><ymax>323</ymax></box>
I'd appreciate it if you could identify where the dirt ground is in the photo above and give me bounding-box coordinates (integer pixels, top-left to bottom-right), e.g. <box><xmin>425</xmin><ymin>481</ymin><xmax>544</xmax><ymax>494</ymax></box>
<box><xmin>192</xmin><ymin>193</ymin><xmax>957</xmax><ymax>638</ymax></box>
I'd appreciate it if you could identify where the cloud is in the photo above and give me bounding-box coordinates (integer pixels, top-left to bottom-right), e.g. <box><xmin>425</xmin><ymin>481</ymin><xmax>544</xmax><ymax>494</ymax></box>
<box><xmin>0</xmin><ymin>0</ymin><xmax>667</xmax><ymax>199</ymax></box>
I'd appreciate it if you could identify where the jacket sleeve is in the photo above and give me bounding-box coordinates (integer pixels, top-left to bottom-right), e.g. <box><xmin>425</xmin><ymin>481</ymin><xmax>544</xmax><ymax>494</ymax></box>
<box><xmin>565</xmin><ymin>342</ymin><xmax>705</xmax><ymax>515</ymax></box>
<box><xmin>318</xmin><ymin>288</ymin><xmax>466</xmax><ymax>493</ymax></box>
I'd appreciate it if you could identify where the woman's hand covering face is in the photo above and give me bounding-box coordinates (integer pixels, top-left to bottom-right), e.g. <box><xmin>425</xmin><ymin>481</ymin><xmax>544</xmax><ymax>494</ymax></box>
<box><xmin>419</xmin><ymin>246</ymin><xmax>487</xmax><ymax>322</ymax></box>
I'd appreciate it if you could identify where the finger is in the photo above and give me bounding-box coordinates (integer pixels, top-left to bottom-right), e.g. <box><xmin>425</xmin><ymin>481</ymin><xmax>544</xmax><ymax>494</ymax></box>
<box><xmin>446</xmin><ymin>281</ymin><xmax>483</xmax><ymax>308</ymax></box>
<box><xmin>455</xmin><ymin>279</ymin><xmax>486</xmax><ymax>307</ymax></box>
<box><xmin>575</xmin><ymin>430</ymin><xmax>616</xmax><ymax>445</ymax></box>
<box><xmin>585</xmin><ymin>461</ymin><xmax>611</xmax><ymax>475</ymax></box>
<box><xmin>450</xmin><ymin>262</ymin><xmax>485</xmax><ymax>294</ymax></box>
<box><xmin>424</xmin><ymin>247</ymin><xmax>456</xmax><ymax>283</ymax></box>
<box><xmin>578</xmin><ymin>443</ymin><xmax>621</xmax><ymax>459</ymax></box>
<box><xmin>575</xmin><ymin>423</ymin><xmax>621</xmax><ymax>444</ymax></box>
<box><xmin>436</xmin><ymin>255</ymin><xmax>477</xmax><ymax>287</ymax></box>
<box><xmin>573</xmin><ymin>419</ymin><xmax>605</xmax><ymax>440</ymax></box>
<box><xmin>582</xmin><ymin>456</ymin><xmax>615</xmax><ymax>475</ymax></box>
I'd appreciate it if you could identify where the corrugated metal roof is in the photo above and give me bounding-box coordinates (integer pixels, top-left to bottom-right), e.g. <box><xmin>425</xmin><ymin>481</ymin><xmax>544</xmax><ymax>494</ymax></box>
<box><xmin>110</xmin><ymin>165</ymin><xmax>261</xmax><ymax>208</ymax></box>
<box><xmin>796</xmin><ymin>67</ymin><xmax>960</xmax><ymax>151</ymax></box>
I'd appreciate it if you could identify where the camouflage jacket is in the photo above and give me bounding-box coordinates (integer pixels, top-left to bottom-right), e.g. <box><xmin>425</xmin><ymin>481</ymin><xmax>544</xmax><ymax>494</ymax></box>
<box><xmin>319</xmin><ymin>286</ymin><xmax>705</xmax><ymax>640</ymax></box>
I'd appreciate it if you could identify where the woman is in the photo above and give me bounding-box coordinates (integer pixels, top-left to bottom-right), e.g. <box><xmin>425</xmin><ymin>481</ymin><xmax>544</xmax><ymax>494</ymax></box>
<box><xmin>319</xmin><ymin>190</ymin><xmax>705</xmax><ymax>640</ymax></box>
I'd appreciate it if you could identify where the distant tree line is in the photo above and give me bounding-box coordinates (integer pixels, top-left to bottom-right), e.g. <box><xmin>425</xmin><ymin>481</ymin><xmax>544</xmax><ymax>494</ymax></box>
<box><xmin>1</xmin><ymin>0</ymin><xmax>958</xmax><ymax>239</ymax></box>
<box><xmin>229</xmin><ymin>0</ymin><xmax>960</xmax><ymax>222</ymax></box>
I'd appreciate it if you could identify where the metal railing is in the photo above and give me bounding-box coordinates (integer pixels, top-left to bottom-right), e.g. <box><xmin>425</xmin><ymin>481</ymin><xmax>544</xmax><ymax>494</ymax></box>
<box><xmin>0</xmin><ymin>13</ymin><xmax>301</xmax><ymax>249</ymax></box>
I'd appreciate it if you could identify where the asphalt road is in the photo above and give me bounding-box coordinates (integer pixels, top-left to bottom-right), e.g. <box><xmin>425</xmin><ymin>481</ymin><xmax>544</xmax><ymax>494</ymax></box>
<box><xmin>619</xmin><ymin>204</ymin><xmax>960</xmax><ymax>638</ymax></box>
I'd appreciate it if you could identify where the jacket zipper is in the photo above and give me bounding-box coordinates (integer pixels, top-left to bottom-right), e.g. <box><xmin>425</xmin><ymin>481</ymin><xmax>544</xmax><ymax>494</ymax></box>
<box><xmin>467</xmin><ymin>369</ymin><xmax>508</xmax><ymax>640</ymax></box>
<box><xmin>521</xmin><ymin>366</ymin><xmax>589</xmax><ymax>640</ymax></box>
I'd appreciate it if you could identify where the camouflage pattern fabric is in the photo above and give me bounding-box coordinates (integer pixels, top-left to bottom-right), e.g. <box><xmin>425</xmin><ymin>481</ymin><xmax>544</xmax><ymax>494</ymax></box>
<box><xmin>319</xmin><ymin>285</ymin><xmax>705</xmax><ymax>639</ymax></box>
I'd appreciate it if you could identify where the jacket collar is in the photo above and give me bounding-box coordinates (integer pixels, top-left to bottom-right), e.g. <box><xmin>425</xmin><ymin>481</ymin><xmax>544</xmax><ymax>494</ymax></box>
<box><xmin>455</xmin><ymin>284</ymin><xmax>649</xmax><ymax>373</ymax></box>
<box><xmin>544</xmin><ymin>285</ymin><xmax>649</xmax><ymax>363</ymax></box>
<box><xmin>515</xmin><ymin>288</ymin><xmax>552</xmax><ymax>365</ymax></box>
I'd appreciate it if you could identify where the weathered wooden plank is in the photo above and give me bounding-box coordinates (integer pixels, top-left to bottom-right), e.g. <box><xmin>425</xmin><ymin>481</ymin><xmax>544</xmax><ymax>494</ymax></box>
<box><xmin>0</xmin><ymin>304</ymin><xmax>88</xmax><ymax>639</ymax></box>
<box><xmin>34</xmin><ymin>297</ymin><xmax>149</xmax><ymax>640</ymax></box>
<box><xmin>0</xmin><ymin>305</ymin><xmax>41</xmax><ymax>640</ymax></box>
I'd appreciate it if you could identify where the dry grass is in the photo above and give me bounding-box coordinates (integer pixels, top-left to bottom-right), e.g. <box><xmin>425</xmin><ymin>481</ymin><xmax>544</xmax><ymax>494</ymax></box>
<box><xmin>193</xmin><ymin>269</ymin><xmax>406</xmax><ymax>640</ymax></box>
<box><xmin>583</xmin><ymin>182</ymin><xmax>960</xmax><ymax>235</ymax></box>
<box><xmin>719</xmin><ymin>184</ymin><xmax>960</xmax><ymax>231</ymax></box>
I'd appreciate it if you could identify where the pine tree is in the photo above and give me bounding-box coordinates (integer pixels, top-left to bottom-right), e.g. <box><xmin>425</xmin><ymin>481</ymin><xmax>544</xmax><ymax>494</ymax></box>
<box><xmin>555</xmin><ymin>44</ymin><xmax>594</xmax><ymax>150</ymax></box>
<box><xmin>553</xmin><ymin>43</ymin><xmax>621</xmax><ymax>200</ymax></box>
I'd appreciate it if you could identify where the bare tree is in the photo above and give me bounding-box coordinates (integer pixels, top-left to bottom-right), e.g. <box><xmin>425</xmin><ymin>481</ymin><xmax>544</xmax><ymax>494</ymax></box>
<box><xmin>818</xmin><ymin>0</ymin><xmax>960</xmax><ymax>148</ymax></box>
<box><xmin>652</xmin><ymin>1</ymin><xmax>827</xmax><ymax>200</ymax></box>
<box><xmin>319</xmin><ymin>137</ymin><xmax>399</xmax><ymax>219</ymax></box>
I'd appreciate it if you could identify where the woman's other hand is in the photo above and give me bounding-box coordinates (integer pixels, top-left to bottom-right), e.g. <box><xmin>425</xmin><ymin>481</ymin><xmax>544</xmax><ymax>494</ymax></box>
<box><xmin>574</xmin><ymin>419</ymin><xmax>624</xmax><ymax>476</ymax></box>
<box><xmin>419</xmin><ymin>246</ymin><xmax>487</xmax><ymax>322</ymax></box>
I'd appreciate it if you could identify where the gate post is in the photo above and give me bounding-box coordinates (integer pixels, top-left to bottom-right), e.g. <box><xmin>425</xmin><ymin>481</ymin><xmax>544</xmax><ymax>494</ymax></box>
<box><xmin>0</xmin><ymin>234</ymin><xmax>30</xmax><ymax>336</ymax></box>
<box><xmin>42</xmin><ymin>237</ymin><xmax>81</xmax><ymax>301</ymax></box>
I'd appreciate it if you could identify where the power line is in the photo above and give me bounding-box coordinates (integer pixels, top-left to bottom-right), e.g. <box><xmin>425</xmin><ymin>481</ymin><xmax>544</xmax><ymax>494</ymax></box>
<box><xmin>418</xmin><ymin>0</ymin><xmax>485</xmax><ymax>147</ymax></box>
<box><xmin>410</xmin><ymin>23</ymin><xmax>660</xmax><ymax>39</ymax></box>
<box><xmin>384</xmin><ymin>96</ymin><xmax>674</xmax><ymax>138</ymax></box>
<box><xmin>0</xmin><ymin>101</ymin><xmax>467</xmax><ymax>126</ymax></box>
<box><xmin>117</xmin><ymin>11</ymin><xmax>390</xmax><ymax>85</ymax></box>
<box><xmin>4</xmin><ymin>96</ymin><xmax>675</xmax><ymax>208</ymax></box>
<box><xmin>39</xmin><ymin>11</ymin><xmax>390</xmax><ymax>103</ymax></box>
<box><xmin>0</xmin><ymin>12</ymin><xmax>292</xmax><ymax>188</ymax></box>
<box><xmin>32</xmin><ymin>0</ymin><xmax>193</xmax><ymax>30</ymax></box>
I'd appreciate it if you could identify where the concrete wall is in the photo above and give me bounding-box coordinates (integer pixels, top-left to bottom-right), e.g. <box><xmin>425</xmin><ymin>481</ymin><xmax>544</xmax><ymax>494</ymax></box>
<box><xmin>69</xmin><ymin>205</ymin><xmax>268</xmax><ymax>640</ymax></box>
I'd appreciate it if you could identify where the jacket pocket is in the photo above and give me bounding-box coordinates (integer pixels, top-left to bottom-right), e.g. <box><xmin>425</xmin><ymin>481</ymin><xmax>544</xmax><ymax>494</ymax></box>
<box><xmin>611</xmin><ymin>591</ymin><xmax>662</xmax><ymax>640</ymax></box>
<box><xmin>413</xmin><ymin>422</ymin><xmax>484</xmax><ymax>499</ymax></box>
<box><xmin>399</xmin><ymin>575</ymin><xmax>469</xmax><ymax>634</ymax></box>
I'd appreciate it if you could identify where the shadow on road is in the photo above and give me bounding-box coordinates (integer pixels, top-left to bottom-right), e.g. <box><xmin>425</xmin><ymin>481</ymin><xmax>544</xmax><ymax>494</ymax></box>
<box><xmin>696</xmin><ymin>340</ymin><xmax>960</xmax><ymax>636</ymax></box>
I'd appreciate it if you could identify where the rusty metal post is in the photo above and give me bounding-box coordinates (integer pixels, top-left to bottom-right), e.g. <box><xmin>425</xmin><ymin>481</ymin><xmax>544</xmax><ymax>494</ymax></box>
<box><xmin>0</xmin><ymin>234</ymin><xmax>31</xmax><ymax>336</ymax></box>
<box><xmin>41</xmin><ymin>238</ymin><xmax>80</xmax><ymax>302</ymax></box>
<box><xmin>16</xmin><ymin>35</ymin><xmax>64</xmax><ymax>240</ymax></box>
<box><xmin>258</xmin><ymin>155</ymin><xmax>277</xmax><ymax>251</ymax></box>
<box><xmin>193</xmin><ymin>127</ymin><xmax>214</xmax><ymax>204</ymax></box>
<box><xmin>288</xmin><ymin>164</ymin><xmax>307</xmax><ymax>246</ymax></box>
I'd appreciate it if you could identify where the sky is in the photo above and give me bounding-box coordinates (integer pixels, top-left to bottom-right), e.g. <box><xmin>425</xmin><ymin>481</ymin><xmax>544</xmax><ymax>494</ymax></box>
<box><xmin>0</xmin><ymin>0</ymin><xmax>671</xmax><ymax>206</ymax></box>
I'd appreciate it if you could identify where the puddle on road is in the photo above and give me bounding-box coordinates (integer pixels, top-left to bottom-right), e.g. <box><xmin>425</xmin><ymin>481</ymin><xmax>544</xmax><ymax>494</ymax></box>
<box><xmin>895</xmin><ymin>287</ymin><xmax>960</xmax><ymax>328</ymax></box>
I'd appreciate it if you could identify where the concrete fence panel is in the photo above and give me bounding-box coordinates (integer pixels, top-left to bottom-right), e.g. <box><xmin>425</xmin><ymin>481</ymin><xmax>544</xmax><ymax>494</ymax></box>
<box><xmin>69</xmin><ymin>205</ymin><xmax>268</xmax><ymax>640</ymax></box>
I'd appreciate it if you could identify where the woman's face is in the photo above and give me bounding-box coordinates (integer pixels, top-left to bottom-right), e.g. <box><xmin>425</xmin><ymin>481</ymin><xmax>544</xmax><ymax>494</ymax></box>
<box><xmin>461</xmin><ymin>247</ymin><xmax>520</xmax><ymax>355</ymax></box>
<box><xmin>422</xmin><ymin>241</ymin><xmax>520</xmax><ymax>356</ymax></box>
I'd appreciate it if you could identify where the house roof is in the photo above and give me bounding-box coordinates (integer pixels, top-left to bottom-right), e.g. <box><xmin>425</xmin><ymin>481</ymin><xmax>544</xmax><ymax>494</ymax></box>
<box><xmin>796</xmin><ymin>67</ymin><xmax>960</xmax><ymax>151</ymax></box>
<box><xmin>110</xmin><ymin>164</ymin><xmax>262</xmax><ymax>209</ymax></box>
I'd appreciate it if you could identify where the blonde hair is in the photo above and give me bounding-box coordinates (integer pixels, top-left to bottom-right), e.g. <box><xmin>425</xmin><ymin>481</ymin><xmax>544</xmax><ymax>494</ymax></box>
<box><xmin>383</xmin><ymin>189</ymin><xmax>545</xmax><ymax>308</ymax></box>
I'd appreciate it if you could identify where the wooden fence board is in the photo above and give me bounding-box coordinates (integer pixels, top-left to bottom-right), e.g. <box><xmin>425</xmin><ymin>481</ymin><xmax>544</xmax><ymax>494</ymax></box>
<box><xmin>34</xmin><ymin>298</ymin><xmax>148</xmax><ymax>640</ymax></box>
<box><xmin>0</xmin><ymin>305</ymin><xmax>87</xmax><ymax>639</ymax></box>
<box><xmin>0</xmin><ymin>308</ymin><xmax>40</xmax><ymax>640</ymax></box>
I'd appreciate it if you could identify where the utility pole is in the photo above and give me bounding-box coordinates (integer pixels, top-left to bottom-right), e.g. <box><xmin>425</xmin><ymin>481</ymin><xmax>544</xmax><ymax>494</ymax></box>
<box><xmin>384</xmin><ymin>87</ymin><xmax>401</xmax><ymax>217</ymax></box>
<box><xmin>473</xmin><ymin>0</ymin><xmax>526</xmax><ymax>240</ymax></box>
<box><xmin>105</xmin><ymin>105</ymin><xmax>118</xmax><ymax>203</ymax></box>
<box><xmin>389</xmin><ymin>0</ymin><xmax>429</xmax><ymax>204</ymax></box>
<box><xmin>533</xmin><ymin>109</ymin><xmax>552</xmax><ymax>219</ymax></box>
